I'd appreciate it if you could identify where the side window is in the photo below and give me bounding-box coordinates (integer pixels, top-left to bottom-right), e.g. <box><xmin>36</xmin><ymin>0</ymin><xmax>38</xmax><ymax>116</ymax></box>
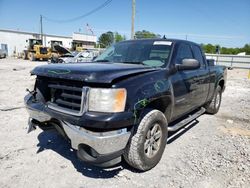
<box><xmin>176</xmin><ymin>44</ymin><xmax>193</xmax><ymax>64</ymax></box>
<box><xmin>193</xmin><ymin>45</ymin><xmax>205</xmax><ymax>68</ymax></box>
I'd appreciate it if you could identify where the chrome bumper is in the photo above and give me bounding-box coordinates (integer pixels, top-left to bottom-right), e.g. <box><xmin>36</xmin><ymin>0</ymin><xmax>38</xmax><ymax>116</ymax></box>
<box><xmin>61</xmin><ymin>121</ymin><xmax>131</xmax><ymax>155</ymax></box>
<box><xmin>25</xmin><ymin>94</ymin><xmax>131</xmax><ymax>155</ymax></box>
<box><xmin>24</xmin><ymin>93</ymin><xmax>51</xmax><ymax>122</ymax></box>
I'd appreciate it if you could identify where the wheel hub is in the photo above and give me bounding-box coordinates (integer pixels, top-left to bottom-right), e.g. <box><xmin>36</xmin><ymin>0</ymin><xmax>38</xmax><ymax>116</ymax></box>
<box><xmin>144</xmin><ymin>123</ymin><xmax>162</xmax><ymax>158</ymax></box>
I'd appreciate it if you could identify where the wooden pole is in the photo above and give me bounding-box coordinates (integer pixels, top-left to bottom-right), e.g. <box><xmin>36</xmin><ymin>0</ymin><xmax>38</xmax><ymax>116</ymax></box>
<box><xmin>131</xmin><ymin>0</ymin><xmax>135</xmax><ymax>39</ymax></box>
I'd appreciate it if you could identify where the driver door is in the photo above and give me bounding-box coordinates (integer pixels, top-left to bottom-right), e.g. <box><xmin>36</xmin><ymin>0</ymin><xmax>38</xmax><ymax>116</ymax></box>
<box><xmin>170</xmin><ymin>43</ymin><xmax>200</xmax><ymax>119</ymax></box>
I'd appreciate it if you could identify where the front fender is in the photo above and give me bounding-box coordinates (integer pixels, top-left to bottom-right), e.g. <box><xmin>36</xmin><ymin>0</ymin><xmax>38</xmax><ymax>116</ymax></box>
<box><xmin>116</xmin><ymin>70</ymin><xmax>173</xmax><ymax>124</ymax></box>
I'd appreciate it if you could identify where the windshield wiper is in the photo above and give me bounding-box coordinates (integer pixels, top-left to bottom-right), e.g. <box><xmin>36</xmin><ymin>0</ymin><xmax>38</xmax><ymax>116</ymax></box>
<box><xmin>121</xmin><ymin>61</ymin><xmax>148</xmax><ymax>66</ymax></box>
<box><xmin>94</xmin><ymin>59</ymin><xmax>110</xmax><ymax>62</ymax></box>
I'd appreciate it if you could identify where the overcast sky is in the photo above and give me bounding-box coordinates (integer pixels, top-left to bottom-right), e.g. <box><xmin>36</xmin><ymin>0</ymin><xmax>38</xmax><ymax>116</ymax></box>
<box><xmin>0</xmin><ymin>0</ymin><xmax>249</xmax><ymax>47</ymax></box>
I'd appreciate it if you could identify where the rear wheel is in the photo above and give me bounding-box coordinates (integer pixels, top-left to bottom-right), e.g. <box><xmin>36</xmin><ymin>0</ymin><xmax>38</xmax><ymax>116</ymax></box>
<box><xmin>205</xmin><ymin>86</ymin><xmax>222</xmax><ymax>114</ymax></box>
<box><xmin>22</xmin><ymin>51</ymin><xmax>27</xmax><ymax>60</ymax></box>
<box><xmin>123</xmin><ymin>109</ymin><xmax>168</xmax><ymax>171</ymax></box>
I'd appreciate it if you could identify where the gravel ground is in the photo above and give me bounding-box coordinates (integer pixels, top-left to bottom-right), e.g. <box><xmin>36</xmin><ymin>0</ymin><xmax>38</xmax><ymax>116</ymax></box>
<box><xmin>0</xmin><ymin>58</ymin><xmax>249</xmax><ymax>188</ymax></box>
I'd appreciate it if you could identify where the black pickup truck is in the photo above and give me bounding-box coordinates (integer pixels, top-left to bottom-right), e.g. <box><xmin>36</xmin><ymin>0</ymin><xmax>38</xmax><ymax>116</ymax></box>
<box><xmin>25</xmin><ymin>39</ymin><xmax>227</xmax><ymax>171</ymax></box>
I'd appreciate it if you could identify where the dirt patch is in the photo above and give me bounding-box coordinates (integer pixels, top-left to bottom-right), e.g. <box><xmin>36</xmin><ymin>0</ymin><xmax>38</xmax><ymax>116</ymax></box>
<box><xmin>218</xmin><ymin>126</ymin><xmax>250</xmax><ymax>137</ymax></box>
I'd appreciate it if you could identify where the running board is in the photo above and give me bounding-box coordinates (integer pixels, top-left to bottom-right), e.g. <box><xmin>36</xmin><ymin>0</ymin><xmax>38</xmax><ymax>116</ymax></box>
<box><xmin>168</xmin><ymin>107</ymin><xmax>206</xmax><ymax>132</ymax></box>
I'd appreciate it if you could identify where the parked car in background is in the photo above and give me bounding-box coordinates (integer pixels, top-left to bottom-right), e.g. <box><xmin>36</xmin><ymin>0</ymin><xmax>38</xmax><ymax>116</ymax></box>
<box><xmin>0</xmin><ymin>48</ymin><xmax>7</xmax><ymax>58</ymax></box>
<box><xmin>51</xmin><ymin>45</ymin><xmax>101</xmax><ymax>63</ymax></box>
<box><xmin>58</xmin><ymin>50</ymin><xmax>100</xmax><ymax>63</ymax></box>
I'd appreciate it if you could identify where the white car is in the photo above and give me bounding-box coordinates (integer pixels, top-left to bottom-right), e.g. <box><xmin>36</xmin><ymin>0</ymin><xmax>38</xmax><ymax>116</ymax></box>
<box><xmin>52</xmin><ymin>45</ymin><xmax>101</xmax><ymax>63</ymax></box>
<box><xmin>58</xmin><ymin>50</ymin><xmax>100</xmax><ymax>63</ymax></box>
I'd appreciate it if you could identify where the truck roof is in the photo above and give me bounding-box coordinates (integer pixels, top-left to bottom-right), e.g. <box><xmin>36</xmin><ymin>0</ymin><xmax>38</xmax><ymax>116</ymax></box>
<box><xmin>119</xmin><ymin>38</ymin><xmax>200</xmax><ymax>46</ymax></box>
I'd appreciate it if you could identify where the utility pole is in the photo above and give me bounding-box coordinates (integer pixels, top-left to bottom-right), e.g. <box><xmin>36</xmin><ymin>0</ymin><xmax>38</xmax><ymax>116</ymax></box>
<box><xmin>40</xmin><ymin>15</ymin><xmax>43</xmax><ymax>44</ymax></box>
<box><xmin>131</xmin><ymin>0</ymin><xmax>135</xmax><ymax>39</ymax></box>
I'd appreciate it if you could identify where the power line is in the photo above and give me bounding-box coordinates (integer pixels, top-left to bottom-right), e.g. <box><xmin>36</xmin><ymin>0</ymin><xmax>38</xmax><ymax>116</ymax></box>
<box><xmin>42</xmin><ymin>0</ymin><xmax>112</xmax><ymax>23</ymax></box>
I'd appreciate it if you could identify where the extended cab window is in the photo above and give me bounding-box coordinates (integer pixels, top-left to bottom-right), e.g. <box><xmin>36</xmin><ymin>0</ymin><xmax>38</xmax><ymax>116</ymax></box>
<box><xmin>193</xmin><ymin>45</ymin><xmax>206</xmax><ymax>68</ymax></box>
<box><xmin>176</xmin><ymin>44</ymin><xmax>193</xmax><ymax>64</ymax></box>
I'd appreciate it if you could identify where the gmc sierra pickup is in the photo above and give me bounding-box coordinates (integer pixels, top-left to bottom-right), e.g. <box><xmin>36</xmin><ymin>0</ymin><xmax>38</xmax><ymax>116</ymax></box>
<box><xmin>25</xmin><ymin>39</ymin><xmax>227</xmax><ymax>171</ymax></box>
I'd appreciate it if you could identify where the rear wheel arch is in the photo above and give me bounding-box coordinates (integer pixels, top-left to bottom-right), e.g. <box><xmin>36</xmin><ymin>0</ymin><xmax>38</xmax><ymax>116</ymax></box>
<box><xmin>211</xmin><ymin>78</ymin><xmax>224</xmax><ymax>99</ymax></box>
<box><xmin>218</xmin><ymin>79</ymin><xmax>225</xmax><ymax>91</ymax></box>
<box><xmin>205</xmin><ymin>85</ymin><xmax>222</xmax><ymax>114</ymax></box>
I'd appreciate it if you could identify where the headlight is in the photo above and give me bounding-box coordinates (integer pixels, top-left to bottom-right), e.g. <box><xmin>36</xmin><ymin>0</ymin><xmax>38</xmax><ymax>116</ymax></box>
<box><xmin>88</xmin><ymin>88</ymin><xmax>127</xmax><ymax>113</ymax></box>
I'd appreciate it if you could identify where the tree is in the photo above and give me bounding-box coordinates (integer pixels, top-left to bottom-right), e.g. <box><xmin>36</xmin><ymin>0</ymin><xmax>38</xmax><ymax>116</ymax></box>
<box><xmin>242</xmin><ymin>44</ymin><xmax>250</xmax><ymax>55</ymax></box>
<box><xmin>202</xmin><ymin>43</ymin><xmax>216</xmax><ymax>53</ymax></box>
<box><xmin>114</xmin><ymin>32</ymin><xmax>126</xmax><ymax>42</ymax></box>
<box><xmin>201</xmin><ymin>43</ymin><xmax>250</xmax><ymax>55</ymax></box>
<box><xmin>135</xmin><ymin>30</ymin><xmax>160</xmax><ymax>39</ymax></box>
<box><xmin>98</xmin><ymin>31</ymin><xmax>114</xmax><ymax>48</ymax></box>
<box><xmin>98</xmin><ymin>31</ymin><xmax>126</xmax><ymax>48</ymax></box>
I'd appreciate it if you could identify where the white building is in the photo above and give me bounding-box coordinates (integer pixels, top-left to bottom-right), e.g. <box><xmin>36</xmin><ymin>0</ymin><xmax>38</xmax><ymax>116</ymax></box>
<box><xmin>0</xmin><ymin>29</ymin><xmax>97</xmax><ymax>56</ymax></box>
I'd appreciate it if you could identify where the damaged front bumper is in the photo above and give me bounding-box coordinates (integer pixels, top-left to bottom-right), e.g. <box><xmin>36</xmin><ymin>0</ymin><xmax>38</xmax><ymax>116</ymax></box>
<box><xmin>24</xmin><ymin>93</ymin><xmax>131</xmax><ymax>166</ymax></box>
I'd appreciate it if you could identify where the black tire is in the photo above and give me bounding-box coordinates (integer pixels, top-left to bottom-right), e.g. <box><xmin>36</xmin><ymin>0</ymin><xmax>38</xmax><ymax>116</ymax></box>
<box><xmin>205</xmin><ymin>86</ymin><xmax>222</xmax><ymax>114</ymax></box>
<box><xmin>22</xmin><ymin>52</ymin><xmax>27</xmax><ymax>60</ymax></box>
<box><xmin>57</xmin><ymin>59</ymin><xmax>65</xmax><ymax>64</ymax></box>
<box><xmin>123</xmin><ymin>109</ymin><xmax>168</xmax><ymax>171</ymax></box>
<box><xmin>28</xmin><ymin>53</ymin><xmax>36</xmax><ymax>61</ymax></box>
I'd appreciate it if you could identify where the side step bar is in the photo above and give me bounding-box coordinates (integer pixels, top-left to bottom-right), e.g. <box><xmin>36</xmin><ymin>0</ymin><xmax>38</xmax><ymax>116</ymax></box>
<box><xmin>168</xmin><ymin>107</ymin><xmax>206</xmax><ymax>132</ymax></box>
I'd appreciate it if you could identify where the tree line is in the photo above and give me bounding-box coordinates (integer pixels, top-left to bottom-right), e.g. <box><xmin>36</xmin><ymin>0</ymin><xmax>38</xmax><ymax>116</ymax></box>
<box><xmin>201</xmin><ymin>43</ymin><xmax>250</xmax><ymax>55</ymax></box>
<box><xmin>98</xmin><ymin>30</ymin><xmax>250</xmax><ymax>55</ymax></box>
<box><xmin>98</xmin><ymin>30</ymin><xmax>160</xmax><ymax>48</ymax></box>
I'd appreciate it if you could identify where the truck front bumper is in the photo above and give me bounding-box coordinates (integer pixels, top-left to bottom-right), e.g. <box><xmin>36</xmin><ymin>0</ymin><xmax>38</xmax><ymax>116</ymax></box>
<box><xmin>61</xmin><ymin>121</ymin><xmax>130</xmax><ymax>165</ymax></box>
<box><xmin>24</xmin><ymin>93</ymin><xmax>131</xmax><ymax>166</ymax></box>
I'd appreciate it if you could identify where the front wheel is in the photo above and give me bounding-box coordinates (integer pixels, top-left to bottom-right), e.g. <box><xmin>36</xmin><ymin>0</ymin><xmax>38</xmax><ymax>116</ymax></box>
<box><xmin>205</xmin><ymin>85</ymin><xmax>222</xmax><ymax>114</ymax></box>
<box><xmin>28</xmin><ymin>52</ymin><xmax>36</xmax><ymax>61</ymax></box>
<box><xmin>123</xmin><ymin>109</ymin><xmax>168</xmax><ymax>171</ymax></box>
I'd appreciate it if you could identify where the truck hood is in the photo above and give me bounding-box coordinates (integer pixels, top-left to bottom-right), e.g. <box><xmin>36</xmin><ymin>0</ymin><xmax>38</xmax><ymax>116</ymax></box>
<box><xmin>31</xmin><ymin>62</ymin><xmax>159</xmax><ymax>84</ymax></box>
<box><xmin>54</xmin><ymin>44</ymin><xmax>72</xmax><ymax>55</ymax></box>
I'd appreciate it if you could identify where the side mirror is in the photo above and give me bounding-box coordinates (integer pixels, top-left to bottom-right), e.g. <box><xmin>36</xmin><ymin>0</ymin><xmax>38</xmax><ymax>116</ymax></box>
<box><xmin>176</xmin><ymin>59</ymin><xmax>200</xmax><ymax>71</ymax></box>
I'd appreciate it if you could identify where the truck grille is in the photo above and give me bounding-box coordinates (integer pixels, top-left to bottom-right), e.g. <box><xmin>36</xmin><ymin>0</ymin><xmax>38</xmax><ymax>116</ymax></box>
<box><xmin>46</xmin><ymin>80</ymin><xmax>88</xmax><ymax>116</ymax></box>
<box><xmin>40</xmin><ymin>47</ymin><xmax>48</xmax><ymax>54</ymax></box>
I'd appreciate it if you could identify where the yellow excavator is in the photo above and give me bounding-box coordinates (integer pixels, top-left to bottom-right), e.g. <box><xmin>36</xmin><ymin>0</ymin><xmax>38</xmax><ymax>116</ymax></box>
<box><xmin>22</xmin><ymin>39</ymin><xmax>51</xmax><ymax>61</ymax></box>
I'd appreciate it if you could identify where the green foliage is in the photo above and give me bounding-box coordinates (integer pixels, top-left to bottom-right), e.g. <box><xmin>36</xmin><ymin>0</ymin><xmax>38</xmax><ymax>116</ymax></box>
<box><xmin>114</xmin><ymin>32</ymin><xmax>126</xmax><ymax>42</ymax></box>
<box><xmin>98</xmin><ymin>31</ymin><xmax>114</xmax><ymax>48</ymax></box>
<box><xmin>201</xmin><ymin>43</ymin><xmax>250</xmax><ymax>55</ymax></box>
<box><xmin>98</xmin><ymin>31</ymin><xmax>126</xmax><ymax>48</ymax></box>
<box><xmin>242</xmin><ymin>44</ymin><xmax>250</xmax><ymax>55</ymax></box>
<box><xmin>201</xmin><ymin>43</ymin><xmax>216</xmax><ymax>53</ymax></box>
<box><xmin>135</xmin><ymin>30</ymin><xmax>161</xmax><ymax>39</ymax></box>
